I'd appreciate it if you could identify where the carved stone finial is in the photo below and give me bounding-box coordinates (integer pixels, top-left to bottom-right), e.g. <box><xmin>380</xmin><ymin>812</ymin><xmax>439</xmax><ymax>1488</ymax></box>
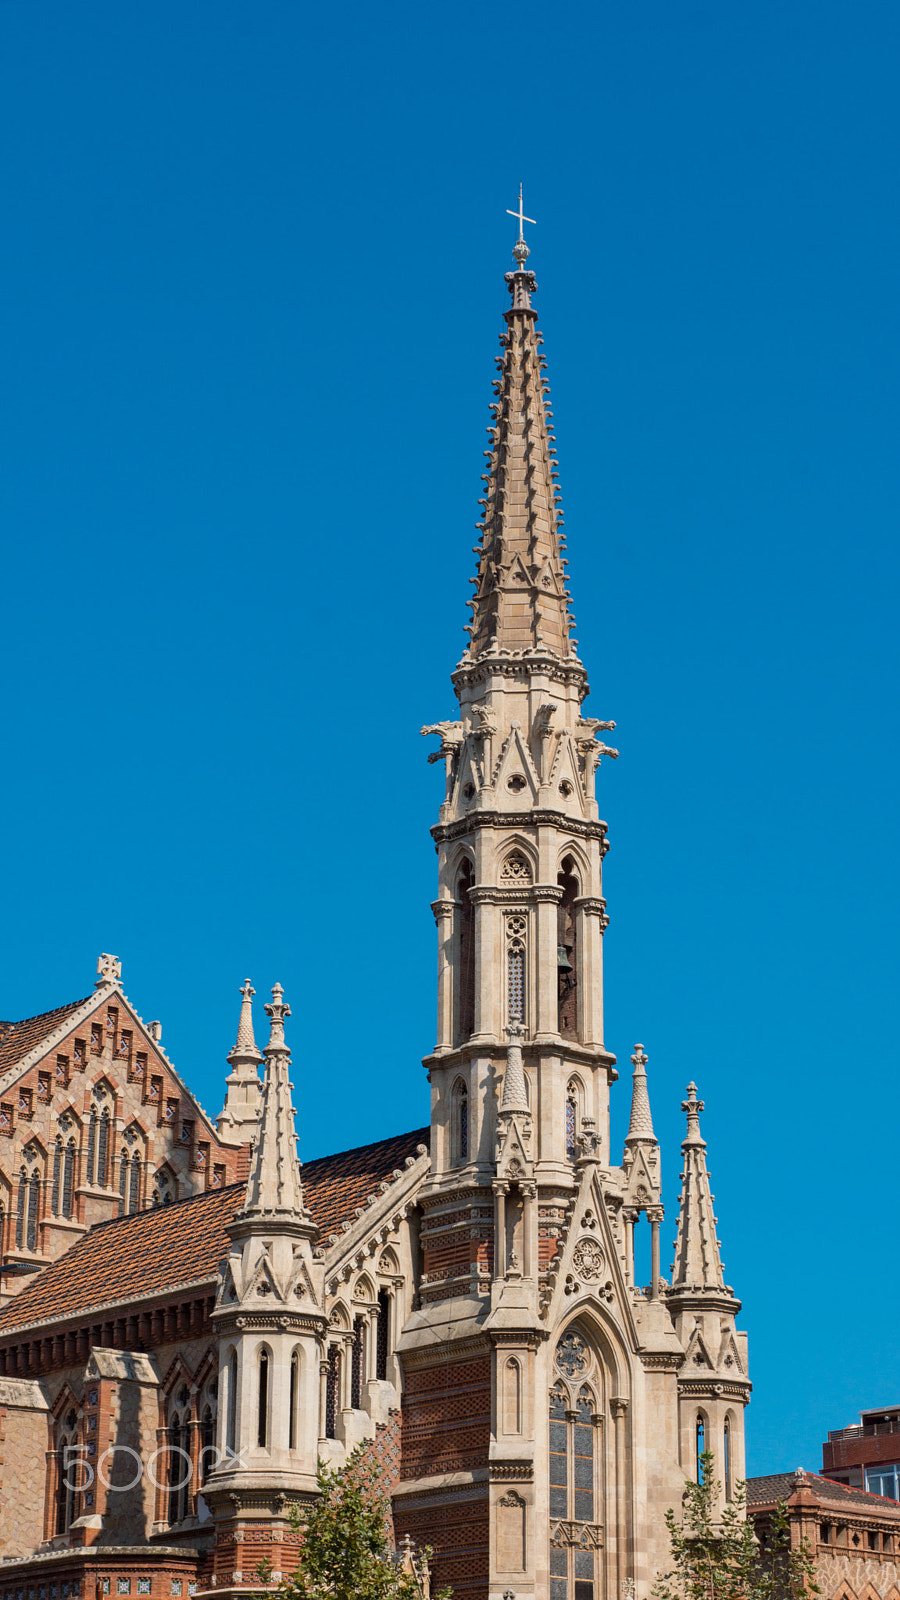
<box><xmin>264</xmin><ymin>983</ymin><xmax>291</xmax><ymax>1048</ymax></box>
<box><xmin>230</xmin><ymin>980</ymin><xmax>262</xmax><ymax>1062</ymax></box>
<box><xmin>681</xmin><ymin>1081</ymin><xmax>706</xmax><ymax>1145</ymax></box>
<box><xmin>624</xmin><ymin>1043</ymin><xmax>656</xmax><ymax>1148</ymax></box>
<box><xmin>499</xmin><ymin>1023</ymin><xmax>529</xmax><ymax>1115</ymax></box>
<box><xmin>95</xmin><ymin>953</ymin><xmax>121</xmax><ymax>988</ymax></box>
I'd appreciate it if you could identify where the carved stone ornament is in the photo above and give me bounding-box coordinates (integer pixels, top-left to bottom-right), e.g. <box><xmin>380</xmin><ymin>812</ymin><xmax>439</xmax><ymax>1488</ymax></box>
<box><xmin>499</xmin><ymin>1491</ymin><xmax>526</xmax><ymax>1508</ymax></box>
<box><xmin>555</xmin><ymin>1331</ymin><xmax>588</xmax><ymax>1377</ymax></box>
<box><xmin>572</xmin><ymin>1239</ymin><xmax>605</xmax><ymax>1281</ymax></box>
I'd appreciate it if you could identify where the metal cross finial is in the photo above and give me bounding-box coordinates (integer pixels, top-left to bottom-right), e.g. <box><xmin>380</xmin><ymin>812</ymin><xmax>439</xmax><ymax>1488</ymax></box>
<box><xmin>507</xmin><ymin>183</ymin><xmax>536</xmax><ymax>268</ymax></box>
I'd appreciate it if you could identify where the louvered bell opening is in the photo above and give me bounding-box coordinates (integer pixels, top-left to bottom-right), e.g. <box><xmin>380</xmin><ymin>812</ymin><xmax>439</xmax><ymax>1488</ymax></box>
<box><xmin>557</xmin><ymin>946</ymin><xmax>573</xmax><ymax>971</ymax></box>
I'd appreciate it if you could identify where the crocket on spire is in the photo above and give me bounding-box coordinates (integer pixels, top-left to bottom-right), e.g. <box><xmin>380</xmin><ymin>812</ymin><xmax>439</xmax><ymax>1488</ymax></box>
<box><xmin>237</xmin><ymin>984</ymin><xmax>308</xmax><ymax>1220</ymax></box>
<box><xmin>670</xmin><ymin>1082</ymin><xmax>726</xmax><ymax>1291</ymax></box>
<box><xmin>464</xmin><ymin>191</ymin><xmax>578</xmax><ymax>663</ymax></box>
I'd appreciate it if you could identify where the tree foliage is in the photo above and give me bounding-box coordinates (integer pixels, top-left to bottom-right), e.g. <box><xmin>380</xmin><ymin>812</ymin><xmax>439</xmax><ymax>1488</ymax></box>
<box><xmin>653</xmin><ymin>1453</ymin><xmax>819</xmax><ymax>1600</ymax></box>
<box><xmin>261</xmin><ymin>1447</ymin><xmax>449</xmax><ymax>1600</ymax></box>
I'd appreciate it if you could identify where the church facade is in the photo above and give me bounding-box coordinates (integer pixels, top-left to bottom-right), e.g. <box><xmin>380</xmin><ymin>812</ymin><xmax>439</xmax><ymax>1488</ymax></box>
<box><xmin>0</xmin><ymin>236</ymin><xmax>751</xmax><ymax>1600</ymax></box>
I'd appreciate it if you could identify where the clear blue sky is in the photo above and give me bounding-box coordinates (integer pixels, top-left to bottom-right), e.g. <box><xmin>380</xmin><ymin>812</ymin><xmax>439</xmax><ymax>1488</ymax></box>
<box><xmin>1</xmin><ymin>0</ymin><xmax>898</xmax><ymax>1479</ymax></box>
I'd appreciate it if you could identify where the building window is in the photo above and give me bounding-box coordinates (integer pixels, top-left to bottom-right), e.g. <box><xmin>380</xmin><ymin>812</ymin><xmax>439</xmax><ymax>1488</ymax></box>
<box><xmin>200</xmin><ymin>1388</ymin><xmax>216</xmax><ymax>1481</ymax></box>
<box><xmin>226</xmin><ymin>1351</ymin><xmax>237</xmax><ymax>1454</ymax></box>
<box><xmin>376</xmin><ymin>1289</ymin><xmax>390</xmax><ymax>1380</ymax></box>
<box><xmin>167</xmin><ymin>1409</ymin><xmax>190</xmax><ymax>1525</ymax></box>
<box><xmin>452</xmin><ymin>1079</ymin><xmax>469</xmax><ymax>1164</ymax></box>
<box><xmin>86</xmin><ymin>1111</ymin><xmax>97</xmax><ymax>1185</ymax></box>
<box><xmin>51</xmin><ymin>1140</ymin><xmax>62</xmax><ymax>1215</ymax></box>
<box><xmin>557</xmin><ymin>857</ymin><xmax>579</xmax><ymax>1037</ymax></box>
<box><xmin>15</xmin><ymin>1169</ymin><xmax>26</xmax><ymax>1249</ymax></box>
<box><xmin>696</xmin><ymin>1414</ymin><xmax>706</xmax><ymax>1482</ymax></box>
<box><xmin>566</xmin><ymin>1084</ymin><xmax>578</xmax><ymax>1161</ymax></box>
<box><xmin>62</xmin><ymin>1141</ymin><xmax>75</xmax><ymax>1218</ymax></box>
<box><xmin>724</xmin><ymin>1417</ymin><xmax>732</xmax><ymax>1500</ymax></box>
<box><xmin>289</xmin><ymin>1353</ymin><xmax>299</xmax><ymax>1451</ymax></box>
<box><xmin>56</xmin><ymin>1410</ymin><xmax>78</xmax><ymax>1534</ymax></box>
<box><xmin>257</xmin><ymin>1350</ymin><xmax>269</xmax><ymax>1448</ymax></box>
<box><xmin>550</xmin><ymin>1330</ymin><xmax>601</xmax><ymax>1600</ymax></box>
<box><xmin>457</xmin><ymin>860</ymin><xmax>476</xmax><ymax>1042</ymax></box>
<box><xmin>866</xmin><ymin>1464</ymin><xmax>900</xmax><ymax>1500</ymax></box>
<box><xmin>128</xmin><ymin>1155</ymin><xmax>141</xmax><ymax>1214</ymax></box>
<box><xmin>351</xmin><ymin>1316</ymin><xmax>366</xmax><ymax>1409</ymax></box>
<box><xmin>325</xmin><ymin>1346</ymin><xmax>341</xmax><ymax>1440</ymax></box>
<box><xmin>96</xmin><ymin>1112</ymin><xmax>110</xmax><ymax>1188</ymax></box>
<box><xmin>26</xmin><ymin>1170</ymin><xmax>39</xmax><ymax>1251</ymax></box>
<box><xmin>118</xmin><ymin>1153</ymin><xmax>129</xmax><ymax>1215</ymax></box>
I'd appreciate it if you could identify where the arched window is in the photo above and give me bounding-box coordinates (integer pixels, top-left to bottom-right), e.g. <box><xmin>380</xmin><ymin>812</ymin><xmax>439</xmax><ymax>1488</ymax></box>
<box><xmin>56</xmin><ymin>1408</ymin><xmax>78</xmax><ymax>1534</ymax></box>
<box><xmin>351</xmin><ymin>1316</ymin><xmax>366</xmax><ymax>1409</ymax></box>
<box><xmin>376</xmin><ymin>1288</ymin><xmax>390</xmax><ymax>1380</ymax></box>
<box><xmin>62</xmin><ymin>1140</ymin><xmax>75</xmax><ymax>1218</ymax></box>
<box><xmin>457</xmin><ymin>859</ymin><xmax>476</xmax><ymax>1041</ymax></box>
<box><xmin>550</xmin><ymin>1329</ymin><xmax>603</xmax><ymax>1600</ymax></box>
<box><xmin>226</xmin><ymin>1350</ymin><xmax>237</xmax><ymax>1454</ymax></box>
<box><xmin>86</xmin><ymin>1109</ymin><xmax>97</xmax><ymax>1185</ymax></box>
<box><xmin>51</xmin><ymin>1138</ymin><xmax>62</xmax><ymax>1215</ymax></box>
<box><xmin>129</xmin><ymin>1154</ymin><xmax>141</xmax><ymax>1215</ymax></box>
<box><xmin>168</xmin><ymin>1407</ymin><xmax>190</xmax><ymax>1524</ymax></box>
<box><xmin>200</xmin><ymin>1384</ymin><xmax>217</xmax><ymax>1482</ymax></box>
<box><xmin>325</xmin><ymin>1345</ymin><xmax>341</xmax><ymax>1439</ymax></box>
<box><xmin>257</xmin><ymin>1349</ymin><xmax>270</xmax><ymax>1448</ymax></box>
<box><xmin>26</xmin><ymin>1169</ymin><xmax>39</xmax><ymax>1251</ymax></box>
<box><xmin>96</xmin><ymin>1111</ymin><xmax>110</xmax><ymax>1188</ymax></box>
<box><xmin>566</xmin><ymin>1081</ymin><xmax>579</xmax><ymax>1161</ymax></box>
<box><xmin>506</xmin><ymin>915</ymin><xmax>526</xmax><ymax>1025</ymax></box>
<box><xmin>696</xmin><ymin>1413</ymin><xmax>706</xmax><ymax>1482</ymax></box>
<box><xmin>504</xmin><ymin>1357</ymin><xmax>521</xmax><ymax>1434</ymax></box>
<box><xmin>557</xmin><ymin>857</ymin><xmax>579</xmax><ymax>1038</ymax></box>
<box><xmin>724</xmin><ymin>1415</ymin><xmax>732</xmax><ymax>1501</ymax></box>
<box><xmin>452</xmin><ymin>1079</ymin><xmax>469</xmax><ymax>1164</ymax></box>
<box><xmin>15</xmin><ymin>1168</ymin><xmax>26</xmax><ymax>1249</ymax></box>
<box><xmin>289</xmin><ymin>1352</ymin><xmax>299</xmax><ymax>1450</ymax></box>
<box><xmin>118</xmin><ymin>1152</ymin><xmax>128</xmax><ymax>1215</ymax></box>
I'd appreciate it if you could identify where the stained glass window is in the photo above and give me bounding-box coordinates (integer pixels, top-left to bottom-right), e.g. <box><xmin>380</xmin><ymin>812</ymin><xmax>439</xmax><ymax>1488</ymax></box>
<box><xmin>550</xmin><ymin>1333</ymin><xmax>601</xmax><ymax>1600</ymax></box>
<box><xmin>566</xmin><ymin>1096</ymin><xmax>577</xmax><ymax>1160</ymax></box>
<box><xmin>62</xmin><ymin>1142</ymin><xmax>75</xmax><ymax>1218</ymax></box>
<box><xmin>453</xmin><ymin>1080</ymin><xmax>469</xmax><ymax>1164</ymax></box>
<box><xmin>508</xmin><ymin>948</ymin><xmax>524</xmax><ymax>1021</ymax></box>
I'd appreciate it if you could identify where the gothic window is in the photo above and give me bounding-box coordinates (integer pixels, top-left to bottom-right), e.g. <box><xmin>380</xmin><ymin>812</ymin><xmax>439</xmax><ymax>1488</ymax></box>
<box><xmin>153</xmin><ymin>1169</ymin><xmax>173</xmax><ymax>1206</ymax></box>
<box><xmin>15</xmin><ymin>1168</ymin><xmax>26</xmax><ymax>1249</ymax></box>
<box><xmin>289</xmin><ymin>1352</ymin><xmax>299</xmax><ymax>1450</ymax></box>
<box><xmin>52</xmin><ymin>1139</ymin><xmax>62</xmax><ymax>1215</ymax></box>
<box><xmin>506</xmin><ymin>914</ymin><xmax>527</xmax><ymax>1025</ymax></box>
<box><xmin>376</xmin><ymin>1288</ymin><xmax>390</xmax><ymax>1380</ymax></box>
<box><xmin>724</xmin><ymin>1416</ymin><xmax>732</xmax><ymax>1501</ymax></box>
<box><xmin>129</xmin><ymin>1154</ymin><xmax>141</xmax><ymax>1215</ymax></box>
<box><xmin>167</xmin><ymin>1407</ymin><xmax>190</xmax><ymax>1524</ymax></box>
<box><xmin>557</xmin><ymin>857</ymin><xmax>579</xmax><ymax>1038</ymax></box>
<box><xmin>200</xmin><ymin>1383</ymin><xmax>217</xmax><ymax>1481</ymax></box>
<box><xmin>351</xmin><ymin>1316</ymin><xmax>366</xmax><ymax>1409</ymax></box>
<box><xmin>96</xmin><ymin>1111</ymin><xmax>110</xmax><ymax>1187</ymax></box>
<box><xmin>26</xmin><ymin>1169</ymin><xmax>39</xmax><ymax>1251</ymax></box>
<box><xmin>257</xmin><ymin>1349</ymin><xmax>270</xmax><ymax>1448</ymax></box>
<box><xmin>56</xmin><ymin>1408</ymin><xmax>78</xmax><ymax>1534</ymax></box>
<box><xmin>452</xmin><ymin>1079</ymin><xmax>469</xmax><ymax>1164</ymax></box>
<box><xmin>566</xmin><ymin>1084</ymin><xmax>578</xmax><ymax>1161</ymax></box>
<box><xmin>457</xmin><ymin>859</ymin><xmax>476</xmax><ymax>1042</ymax></box>
<box><xmin>226</xmin><ymin>1350</ymin><xmax>237</xmax><ymax>1454</ymax></box>
<box><xmin>62</xmin><ymin>1140</ymin><xmax>75</xmax><ymax>1218</ymax></box>
<box><xmin>550</xmin><ymin>1330</ymin><xmax>603</xmax><ymax>1600</ymax></box>
<box><xmin>86</xmin><ymin>1110</ymin><xmax>97</xmax><ymax>1185</ymax></box>
<box><xmin>696</xmin><ymin>1413</ymin><xmax>706</xmax><ymax>1482</ymax></box>
<box><xmin>118</xmin><ymin>1153</ymin><xmax>129</xmax><ymax>1215</ymax></box>
<box><xmin>325</xmin><ymin>1345</ymin><xmax>341</xmax><ymax>1440</ymax></box>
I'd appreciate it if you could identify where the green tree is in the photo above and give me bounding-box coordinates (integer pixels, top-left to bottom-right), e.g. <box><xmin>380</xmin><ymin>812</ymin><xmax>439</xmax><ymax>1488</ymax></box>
<box><xmin>260</xmin><ymin>1447</ymin><xmax>449</xmax><ymax>1600</ymax></box>
<box><xmin>652</xmin><ymin>1453</ymin><xmax>819</xmax><ymax>1600</ymax></box>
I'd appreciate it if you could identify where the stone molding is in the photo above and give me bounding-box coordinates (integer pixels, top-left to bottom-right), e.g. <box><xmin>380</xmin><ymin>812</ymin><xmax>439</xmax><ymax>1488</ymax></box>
<box><xmin>677</xmin><ymin>1378</ymin><xmax>752</xmax><ymax>1401</ymax></box>
<box><xmin>432</xmin><ymin>810</ymin><xmax>608</xmax><ymax>845</ymax></box>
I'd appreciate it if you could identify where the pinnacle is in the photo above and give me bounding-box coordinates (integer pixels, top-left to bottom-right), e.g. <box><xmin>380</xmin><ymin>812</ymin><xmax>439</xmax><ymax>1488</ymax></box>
<box><xmin>463</xmin><ymin>262</ymin><xmax>579</xmax><ymax>666</ymax></box>
<box><xmin>237</xmin><ymin>984</ymin><xmax>307</xmax><ymax>1221</ymax></box>
<box><xmin>670</xmin><ymin>1081</ymin><xmax>725</xmax><ymax>1292</ymax></box>
<box><xmin>229</xmin><ymin>979</ymin><xmax>262</xmax><ymax>1063</ymax></box>
<box><xmin>624</xmin><ymin>1042</ymin><xmax>656</xmax><ymax>1146</ymax></box>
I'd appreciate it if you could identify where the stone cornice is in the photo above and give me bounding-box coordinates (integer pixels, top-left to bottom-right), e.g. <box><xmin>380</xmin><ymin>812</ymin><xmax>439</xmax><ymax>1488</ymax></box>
<box><xmin>424</xmin><ymin>1039</ymin><xmax>617</xmax><ymax>1075</ymax></box>
<box><xmin>451</xmin><ymin>655</ymin><xmax>589</xmax><ymax>697</ymax></box>
<box><xmin>469</xmin><ymin>885</ymin><xmax>563</xmax><ymax>906</ymax></box>
<box><xmin>400</xmin><ymin>1332</ymin><xmax>490</xmax><ymax>1367</ymax></box>
<box><xmin>432</xmin><ymin>810</ymin><xmax>608</xmax><ymax>846</ymax></box>
<box><xmin>212</xmin><ymin>1310</ymin><xmax>328</xmax><ymax>1338</ymax></box>
<box><xmin>677</xmin><ymin>1377</ymin><xmax>752</xmax><ymax>1401</ymax></box>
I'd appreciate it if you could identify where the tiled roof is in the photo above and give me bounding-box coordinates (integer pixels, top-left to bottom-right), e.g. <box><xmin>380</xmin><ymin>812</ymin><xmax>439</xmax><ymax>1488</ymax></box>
<box><xmin>747</xmin><ymin>1471</ymin><xmax>900</xmax><ymax>1513</ymax></box>
<box><xmin>0</xmin><ymin>1125</ymin><xmax>430</xmax><ymax>1335</ymax></box>
<box><xmin>0</xmin><ymin>998</ymin><xmax>92</xmax><ymax>1076</ymax></box>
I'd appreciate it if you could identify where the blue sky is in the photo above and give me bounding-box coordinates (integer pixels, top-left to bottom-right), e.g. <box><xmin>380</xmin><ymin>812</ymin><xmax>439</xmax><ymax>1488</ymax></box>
<box><xmin>1</xmin><ymin>0</ymin><xmax>898</xmax><ymax>1477</ymax></box>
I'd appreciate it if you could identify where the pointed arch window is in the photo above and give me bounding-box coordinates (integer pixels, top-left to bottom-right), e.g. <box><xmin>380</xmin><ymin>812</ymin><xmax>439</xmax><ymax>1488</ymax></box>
<box><xmin>56</xmin><ymin>1407</ymin><xmax>79</xmax><ymax>1534</ymax></box>
<box><xmin>200</xmin><ymin>1402</ymin><xmax>216</xmax><ymax>1481</ymax></box>
<box><xmin>696</xmin><ymin>1413</ymin><xmax>706</xmax><ymax>1483</ymax></box>
<box><xmin>62</xmin><ymin>1140</ymin><xmax>75</xmax><ymax>1218</ymax></box>
<box><xmin>128</xmin><ymin>1153</ymin><xmax>141</xmax><ymax>1214</ymax></box>
<box><xmin>506</xmin><ymin>914</ymin><xmax>527</xmax><ymax>1025</ymax></box>
<box><xmin>167</xmin><ymin>1406</ymin><xmax>190</xmax><ymax>1524</ymax></box>
<box><xmin>118</xmin><ymin>1152</ymin><xmax>129</xmax><ymax>1215</ymax></box>
<box><xmin>257</xmin><ymin>1349</ymin><xmax>270</xmax><ymax>1448</ymax></box>
<box><xmin>724</xmin><ymin>1415</ymin><xmax>732</xmax><ymax>1501</ymax></box>
<box><xmin>566</xmin><ymin>1083</ymin><xmax>578</xmax><ymax>1161</ymax></box>
<box><xmin>52</xmin><ymin>1138</ymin><xmax>62</xmax><ymax>1215</ymax></box>
<box><xmin>351</xmin><ymin>1316</ymin><xmax>366</xmax><ymax>1409</ymax></box>
<box><xmin>452</xmin><ymin>1079</ymin><xmax>469</xmax><ymax>1165</ymax></box>
<box><xmin>86</xmin><ymin>1110</ymin><xmax>97</xmax><ymax>1185</ymax></box>
<box><xmin>96</xmin><ymin>1111</ymin><xmax>110</xmax><ymax>1187</ymax></box>
<box><xmin>376</xmin><ymin>1288</ymin><xmax>390</xmax><ymax>1380</ymax></box>
<box><xmin>550</xmin><ymin>1330</ymin><xmax>603</xmax><ymax>1600</ymax></box>
<box><xmin>15</xmin><ymin>1168</ymin><xmax>26</xmax><ymax>1249</ymax></box>
<box><xmin>289</xmin><ymin>1351</ymin><xmax>299</xmax><ymax>1450</ymax></box>
<box><xmin>557</xmin><ymin>857</ymin><xmax>579</xmax><ymax>1038</ymax></box>
<box><xmin>26</xmin><ymin>1169</ymin><xmax>39</xmax><ymax>1251</ymax></box>
<box><xmin>226</xmin><ymin>1350</ymin><xmax>237</xmax><ymax>1454</ymax></box>
<box><xmin>457</xmin><ymin>859</ymin><xmax>476</xmax><ymax>1042</ymax></box>
<box><xmin>325</xmin><ymin>1345</ymin><xmax>341</xmax><ymax>1440</ymax></box>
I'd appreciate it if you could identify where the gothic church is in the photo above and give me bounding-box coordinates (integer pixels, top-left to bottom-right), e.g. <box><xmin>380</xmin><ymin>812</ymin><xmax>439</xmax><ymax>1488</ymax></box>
<box><xmin>0</xmin><ymin>230</ymin><xmax>750</xmax><ymax>1600</ymax></box>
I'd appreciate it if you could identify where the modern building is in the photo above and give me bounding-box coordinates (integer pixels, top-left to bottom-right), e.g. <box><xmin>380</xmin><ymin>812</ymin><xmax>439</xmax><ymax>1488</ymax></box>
<box><xmin>823</xmin><ymin>1410</ymin><xmax>900</xmax><ymax>1500</ymax></box>
<box><xmin>0</xmin><ymin>227</ymin><xmax>752</xmax><ymax>1600</ymax></box>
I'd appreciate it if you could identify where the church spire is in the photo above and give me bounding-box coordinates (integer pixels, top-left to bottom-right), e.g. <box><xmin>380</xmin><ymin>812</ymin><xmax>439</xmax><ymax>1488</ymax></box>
<box><xmin>237</xmin><ymin>984</ymin><xmax>308</xmax><ymax>1221</ymax></box>
<box><xmin>216</xmin><ymin>979</ymin><xmax>263</xmax><ymax>1141</ymax></box>
<box><xmin>624</xmin><ymin>1042</ymin><xmax>656</xmax><ymax>1148</ymax></box>
<box><xmin>463</xmin><ymin>193</ymin><xmax>579</xmax><ymax>666</ymax></box>
<box><xmin>670</xmin><ymin>1083</ymin><xmax>725</xmax><ymax>1290</ymax></box>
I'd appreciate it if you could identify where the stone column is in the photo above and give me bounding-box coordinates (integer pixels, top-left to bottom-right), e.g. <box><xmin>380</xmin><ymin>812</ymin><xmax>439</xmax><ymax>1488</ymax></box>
<box><xmin>611</xmin><ymin>1397</ymin><xmax>629</xmax><ymax>1594</ymax></box>
<box><xmin>622</xmin><ymin>1209</ymin><xmax>637</xmax><ymax>1287</ymax></box>
<box><xmin>432</xmin><ymin>899</ymin><xmax>456</xmax><ymax>1053</ymax></box>
<box><xmin>494</xmin><ymin>1184</ymin><xmax>507</xmax><ymax>1278</ymax></box>
<box><xmin>648</xmin><ymin>1208</ymin><xmax>662</xmax><ymax>1300</ymax></box>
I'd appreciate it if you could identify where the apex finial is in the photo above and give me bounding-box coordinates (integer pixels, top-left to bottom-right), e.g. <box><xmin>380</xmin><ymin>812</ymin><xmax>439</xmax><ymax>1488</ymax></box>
<box><xmin>681</xmin><ymin>1081</ymin><xmax>706</xmax><ymax>1146</ymax></box>
<box><xmin>229</xmin><ymin>978</ymin><xmax>261</xmax><ymax>1062</ymax></box>
<box><xmin>506</xmin><ymin>182</ymin><xmax>536</xmax><ymax>268</ymax></box>
<box><xmin>264</xmin><ymin>983</ymin><xmax>291</xmax><ymax>1048</ymax></box>
<box><xmin>631</xmin><ymin>1042</ymin><xmax>648</xmax><ymax>1072</ymax></box>
<box><xmin>95</xmin><ymin>953</ymin><xmax>121</xmax><ymax>988</ymax></box>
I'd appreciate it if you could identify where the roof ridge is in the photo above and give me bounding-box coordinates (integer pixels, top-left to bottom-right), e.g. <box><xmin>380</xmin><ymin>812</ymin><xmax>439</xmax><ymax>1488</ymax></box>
<box><xmin>302</xmin><ymin>1125</ymin><xmax>430</xmax><ymax>1169</ymax></box>
<box><xmin>0</xmin><ymin>995</ymin><xmax>93</xmax><ymax>1030</ymax></box>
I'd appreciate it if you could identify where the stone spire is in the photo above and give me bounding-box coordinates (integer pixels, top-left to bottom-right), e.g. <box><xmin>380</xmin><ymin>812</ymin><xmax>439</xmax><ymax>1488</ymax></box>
<box><xmin>499</xmin><ymin>1023</ymin><xmax>529</xmax><ymax>1115</ymax></box>
<box><xmin>463</xmin><ymin>225</ymin><xmax>579</xmax><ymax>666</ymax></box>
<box><xmin>670</xmin><ymin>1083</ymin><xmax>725</xmax><ymax>1290</ymax></box>
<box><xmin>216</xmin><ymin>979</ymin><xmax>263</xmax><ymax>1141</ymax></box>
<box><xmin>237</xmin><ymin>984</ymin><xmax>307</xmax><ymax>1220</ymax></box>
<box><xmin>624</xmin><ymin>1042</ymin><xmax>656</xmax><ymax>1148</ymax></box>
